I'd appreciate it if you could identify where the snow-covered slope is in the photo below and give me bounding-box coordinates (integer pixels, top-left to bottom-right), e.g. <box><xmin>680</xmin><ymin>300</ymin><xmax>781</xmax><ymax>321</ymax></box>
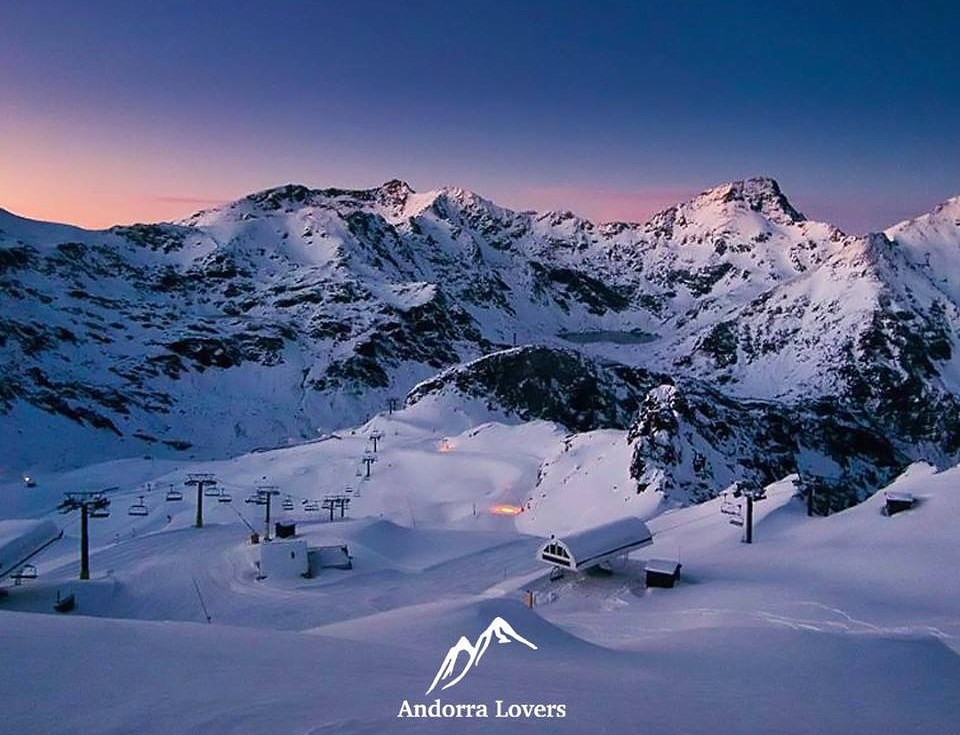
<box><xmin>2</xmin><ymin>434</ymin><xmax>959</xmax><ymax>734</ymax></box>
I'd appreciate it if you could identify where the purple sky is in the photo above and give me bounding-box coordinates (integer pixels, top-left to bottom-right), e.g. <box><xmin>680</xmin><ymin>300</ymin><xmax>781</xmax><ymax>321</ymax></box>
<box><xmin>1</xmin><ymin>1</ymin><xmax>957</xmax><ymax>233</ymax></box>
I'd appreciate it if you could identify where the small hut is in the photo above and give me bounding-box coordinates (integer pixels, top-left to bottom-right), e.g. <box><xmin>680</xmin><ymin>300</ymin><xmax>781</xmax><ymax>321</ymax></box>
<box><xmin>884</xmin><ymin>491</ymin><xmax>916</xmax><ymax>516</ymax></box>
<box><xmin>259</xmin><ymin>538</ymin><xmax>309</xmax><ymax>579</ymax></box>
<box><xmin>644</xmin><ymin>558</ymin><xmax>682</xmax><ymax>588</ymax></box>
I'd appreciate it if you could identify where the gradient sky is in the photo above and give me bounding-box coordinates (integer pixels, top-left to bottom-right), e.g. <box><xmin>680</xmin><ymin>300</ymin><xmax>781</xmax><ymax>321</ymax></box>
<box><xmin>1</xmin><ymin>1</ymin><xmax>957</xmax><ymax>233</ymax></box>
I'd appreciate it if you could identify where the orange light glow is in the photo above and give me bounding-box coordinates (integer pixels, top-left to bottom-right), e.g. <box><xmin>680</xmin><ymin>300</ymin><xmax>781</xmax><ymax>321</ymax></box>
<box><xmin>489</xmin><ymin>504</ymin><xmax>523</xmax><ymax>515</ymax></box>
<box><xmin>437</xmin><ymin>439</ymin><xmax>454</xmax><ymax>453</ymax></box>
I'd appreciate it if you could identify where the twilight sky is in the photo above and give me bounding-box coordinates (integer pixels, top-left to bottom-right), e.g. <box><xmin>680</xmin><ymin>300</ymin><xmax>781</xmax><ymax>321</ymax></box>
<box><xmin>1</xmin><ymin>0</ymin><xmax>957</xmax><ymax>232</ymax></box>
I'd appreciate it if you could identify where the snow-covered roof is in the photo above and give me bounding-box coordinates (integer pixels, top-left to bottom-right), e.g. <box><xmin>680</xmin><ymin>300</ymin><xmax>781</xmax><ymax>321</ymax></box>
<box><xmin>645</xmin><ymin>558</ymin><xmax>681</xmax><ymax>575</ymax></box>
<box><xmin>885</xmin><ymin>491</ymin><xmax>915</xmax><ymax>503</ymax></box>
<box><xmin>547</xmin><ymin>517</ymin><xmax>653</xmax><ymax>570</ymax></box>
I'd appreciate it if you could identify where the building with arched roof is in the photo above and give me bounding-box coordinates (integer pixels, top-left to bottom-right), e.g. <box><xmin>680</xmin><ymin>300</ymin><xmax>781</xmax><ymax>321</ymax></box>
<box><xmin>538</xmin><ymin>517</ymin><xmax>653</xmax><ymax>572</ymax></box>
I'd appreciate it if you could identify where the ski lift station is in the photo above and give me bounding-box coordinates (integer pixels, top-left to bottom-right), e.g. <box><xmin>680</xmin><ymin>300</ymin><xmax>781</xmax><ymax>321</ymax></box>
<box><xmin>259</xmin><ymin>538</ymin><xmax>310</xmax><ymax>579</ymax></box>
<box><xmin>258</xmin><ymin>537</ymin><xmax>353</xmax><ymax>580</ymax></box>
<box><xmin>538</xmin><ymin>516</ymin><xmax>653</xmax><ymax>572</ymax></box>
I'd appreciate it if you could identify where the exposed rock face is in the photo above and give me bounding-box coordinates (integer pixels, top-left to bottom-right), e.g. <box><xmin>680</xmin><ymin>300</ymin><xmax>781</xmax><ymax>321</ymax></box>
<box><xmin>625</xmin><ymin>383</ymin><xmax>907</xmax><ymax>506</ymax></box>
<box><xmin>406</xmin><ymin>346</ymin><xmax>669</xmax><ymax>432</ymax></box>
<box><xmin>406</xmin><ymin>346</ymin><xmax>906</xmax><ymax>507</ymax></box>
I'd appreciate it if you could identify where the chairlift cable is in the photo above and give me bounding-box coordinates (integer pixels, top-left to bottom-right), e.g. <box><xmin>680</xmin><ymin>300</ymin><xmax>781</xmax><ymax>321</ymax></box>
<box><xmin>231</xmin><ymin>506</ymin><xmax>257</xmax><ymax>534</ymax></box>
<box><xmin>650</xmin><ymin>484</ymin><xmax>794</xmax><ymax>535</ymax></box>
<box><xmin>192</xmin><ymin>577</ymin><xmax>212</xmax><ymax>624</ymax></box>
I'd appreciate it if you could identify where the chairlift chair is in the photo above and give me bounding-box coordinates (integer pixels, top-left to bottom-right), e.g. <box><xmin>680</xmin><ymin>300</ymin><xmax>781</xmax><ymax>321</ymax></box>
<box><xmin>304</xmin><ymin>501</ymin><xmax>320</xmax><ymax>512</ymax></box>
<box><xmin>720</xmin><ymin>497</ymin><xmax>738</xmax><ymax>515</ymax></box>
<box><xmin>282</xmin><ymin>499</ymin><xmax>295</xmax><ymax>511</ymax></box>
<box><xmin>218</xmin><ymin>491</ymin><xmax>233</xmax><ymax>503</ymax></box>
<box><xmin>165</xmin><ymin>488</ymin><xmax>184</xmax><ymax>502</ymax></box>
<box><xmin>15</xmin><ymin>564</ymin><xmax>38</xmax><ymax>580</ymax></box>
<box><xmin>203</xmin><ymin>484</ymin><xmax>221</xmax><ymax>497</ymax></box>
<box><xmin>90</xmin><ymin>507</ymin><xmax>110</xmax><ymax>519</ymax></box>
<box><xmin>129</xmin><ymin>496</ymin><xmax>149</xmax><ymax>517</ymax></box>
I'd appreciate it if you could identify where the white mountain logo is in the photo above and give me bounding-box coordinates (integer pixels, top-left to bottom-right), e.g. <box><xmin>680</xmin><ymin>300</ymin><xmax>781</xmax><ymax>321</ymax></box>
<box><xmin>425</xmin><ymin>616</ymin><xmax>538</xmax><ymax>694</ymax></box>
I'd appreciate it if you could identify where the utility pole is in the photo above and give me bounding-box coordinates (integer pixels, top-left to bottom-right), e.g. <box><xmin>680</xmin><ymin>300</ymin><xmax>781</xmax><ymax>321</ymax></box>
<box><xmin>58</xmin><ymin>491</ymin><xmax>111</xmax><ymax>580</ymax></box>
<box><xmin>387</xmin><ymin>397</ymin><xmax>398</xmax><ymax>414</ymax></box>
<box><xmin>185</xmin><ymin>473</ymin><xmax>217</xmax><ymax>529</ymax></box>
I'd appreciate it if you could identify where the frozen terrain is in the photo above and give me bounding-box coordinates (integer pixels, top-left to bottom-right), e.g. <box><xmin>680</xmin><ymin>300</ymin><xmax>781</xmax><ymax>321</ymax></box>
<box><xmin>1</xmin><ymin>403</ymin><xmax>958</xmax><ymax>734</ymax></box>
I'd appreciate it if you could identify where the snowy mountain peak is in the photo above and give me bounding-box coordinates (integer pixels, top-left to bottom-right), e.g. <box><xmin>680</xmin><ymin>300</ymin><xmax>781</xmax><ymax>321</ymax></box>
<box><xmin>932</xmin><ymin>194</ymin><xmax>960</xmax><ymax>218</ymax></box>
<box><xmin>380</xmin><ymin>178</ymin><xmax>413</xmax><ymax>194</ymax></box>
<box><xmin>244</xmin><ymin>183</ymin><xmax>318</xmax><ymax>210</ymax></box>
<box><xmin>374</xmin><ymin>178</ymin><xmax>415</xmax><ymax>209</ymax></box>
<box><xmin>886</xmin><ymin>194</ymin><xmax>960</xmax><ymax>237</ymax></box>
<box><xmin>692</xmin><ymin>177</ymin><xmax>805</xmax><ymax>225</ymax></box>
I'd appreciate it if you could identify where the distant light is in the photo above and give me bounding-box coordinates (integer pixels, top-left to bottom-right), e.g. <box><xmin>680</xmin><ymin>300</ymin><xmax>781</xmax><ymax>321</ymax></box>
<box><xmin>490</xmin><ymin>504</ymin><xmax>522</xmax><ymax>516</ymax></box>
<box><xmin>437</xmin><ymin>438</ymin><xmax>454</xmax><ymax>453</ymax></box>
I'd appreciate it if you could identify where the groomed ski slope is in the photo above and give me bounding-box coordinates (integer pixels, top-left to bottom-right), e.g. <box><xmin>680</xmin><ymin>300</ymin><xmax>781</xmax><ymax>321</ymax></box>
<box><xmin>1</xmin><ymin>404</ymin><xmax>958</xmax><ymax>734</ymax></box>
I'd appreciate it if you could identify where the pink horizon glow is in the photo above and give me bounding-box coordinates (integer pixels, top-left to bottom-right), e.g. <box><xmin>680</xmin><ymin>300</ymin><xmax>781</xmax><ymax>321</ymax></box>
<box><xmin>0</xmin><ymin>165</ymin><xmax>700</xmax><ymax>230</ymax></box>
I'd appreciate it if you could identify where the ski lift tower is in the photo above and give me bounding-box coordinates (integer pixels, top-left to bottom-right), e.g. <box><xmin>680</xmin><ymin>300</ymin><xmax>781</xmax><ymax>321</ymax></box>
<box><xmin>255</xmin><ymin>486</ymin><xmax>281</xmax><ymax>540</ymax></box>
<box><xmin>57</xmin><ymin>490</ymin><xmax>112</xmax><ymax>580</ymax></box>
<box><xmin>741</xmin><ymin>482</ymin><xmax>766</xmax><ymax>544</ymax></box>
<box><xmin>321</xmin><ymin>495</ymin><xmax>351</xmax><ymax>522</ymax></box>
<box><xmin>369</xmin><ymin>430</ymin><xmax>383</xmax><ymax>453</ymax></box>
<box><xmin>185</xmin><ymin>474</ymin><xmax>217</xmax><ymax>528</ymax></box>
<box><xmin>720</xmin><ymin>481</ymin><xmax>766</xmax><ymax>543</ymax></box>
<box><xmin>361</xmin><ymin>451</ymin><xmax>377</xmax><ymax>479</ymax></box>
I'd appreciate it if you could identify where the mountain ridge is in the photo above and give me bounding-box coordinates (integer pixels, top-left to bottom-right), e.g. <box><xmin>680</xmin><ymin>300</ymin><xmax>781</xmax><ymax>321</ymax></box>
<box><xmin>2</xmin><ymin>177</ymin><xmax>959</xmax><ymax>503</ymax></box>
